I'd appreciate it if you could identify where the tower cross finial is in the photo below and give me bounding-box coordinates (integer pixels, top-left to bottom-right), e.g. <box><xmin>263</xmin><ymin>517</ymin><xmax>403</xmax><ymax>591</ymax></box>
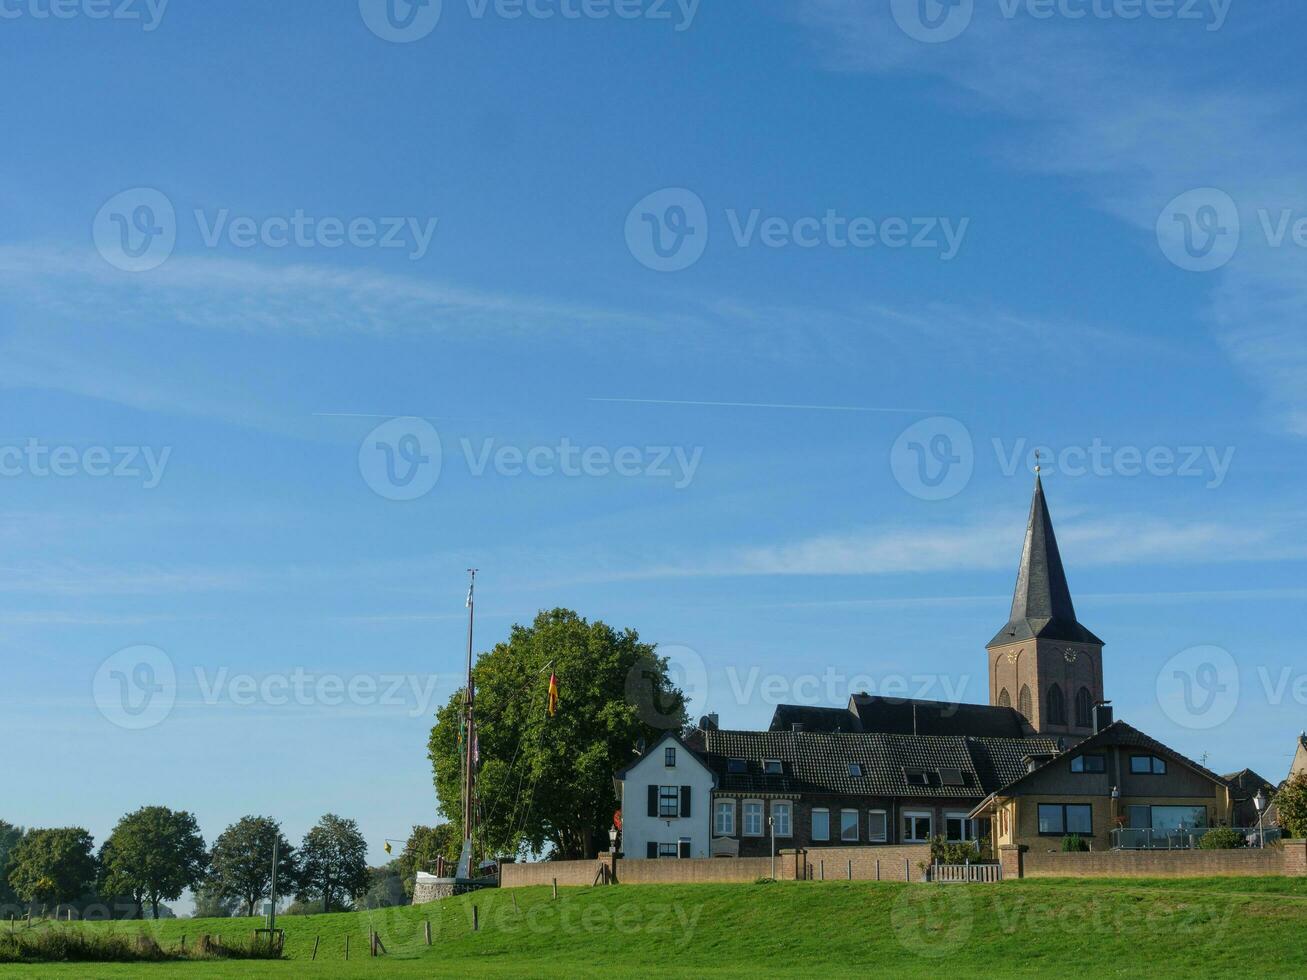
<box><xmin>1034</xmin><ymin>449</ymin><xmax>1042</xmax><ymax>474</ymax></box>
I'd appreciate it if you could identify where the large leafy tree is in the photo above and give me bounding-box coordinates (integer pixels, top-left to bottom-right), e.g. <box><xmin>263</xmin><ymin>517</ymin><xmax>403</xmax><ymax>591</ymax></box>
<box><xmin>296</xmin><ymin>814</ymin><xmax>369</xmax><ymax>914</ymax></box>
<box><xmin>207</xmin><ymin>816</ymin><xmax>298</xmax><ymax>918</ymax></box>
<box><xmin>394</xmin><ymin>824</ymin><xmax>457</xmax><ymax>898</ymax></box>
<box><xmin>427</xmin><ymin>608</ymin><xmax>688</xmax><ymax>860</ymax></box>
<box><xmin>98</xmin><ymin>806</ymin><xmax>208</xmax><ymax>920</ymax></box>
<box><xmin>0</xmin><ymin>821</ymin><xmax>23</xmax><ymax>910</ymax></box>
<box><xmin>1276</xmin><ymin>772</ymin><xmax>1307</xmax><ymax>838</ymax></box>
<box><xmin>7</xmin><ymin>827</ymin><xmax>98</xmax><ymax>916</ymax></box>
<box><xmin>191</xmin><ymin>883</ymin><xmax>238</xmax><ymax>918</ymax></box>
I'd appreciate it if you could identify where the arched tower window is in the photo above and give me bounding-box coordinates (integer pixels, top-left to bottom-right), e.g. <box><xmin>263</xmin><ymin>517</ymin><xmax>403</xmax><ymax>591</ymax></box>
<box><xmin>1075</xmin><ymin>687</ymin><xmax>1093</xmax><ymax>728</ymax></box>
<box><xmin>1047</xmin><ymin>685</ymin><xmax>1066</xmax><ymax>726</ymax></box>
<box><xmin>997</xmin><ymin>688</ymin><xmax>1011</xmax><ymax>708</ymax></box>
<box><xmin>1018</xmin><ymin>685</ymin><xmax>1032</xmax><ymax>721</ymax></box>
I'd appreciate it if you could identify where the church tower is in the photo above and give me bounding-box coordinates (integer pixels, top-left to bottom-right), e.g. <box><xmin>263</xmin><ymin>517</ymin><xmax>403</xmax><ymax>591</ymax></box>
<box><xmin>987</xmin><ymin>471</ymin><xmax>1105</xmax><ymax>738</ymax></box>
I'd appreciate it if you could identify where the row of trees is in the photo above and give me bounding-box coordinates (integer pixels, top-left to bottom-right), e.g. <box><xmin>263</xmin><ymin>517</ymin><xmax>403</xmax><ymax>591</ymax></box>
<box><xmin>0</xmin><ymin>810</ymin><xmax>385</xmax><ymax>920</ymax></box>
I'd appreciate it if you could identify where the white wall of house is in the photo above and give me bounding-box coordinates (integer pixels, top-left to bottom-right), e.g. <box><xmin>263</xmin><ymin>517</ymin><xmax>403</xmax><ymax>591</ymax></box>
<box><xmin>618</xmin><ymin>737</ymin><xmax>714</xmax><ymax>859</ymax></box>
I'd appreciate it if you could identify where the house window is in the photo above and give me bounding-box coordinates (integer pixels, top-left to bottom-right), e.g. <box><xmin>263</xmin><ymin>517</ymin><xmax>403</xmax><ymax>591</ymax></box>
<box><xmin>1071</xmin><ymin>754</ymin><xmax>1106</xmax><ymax>774</ymax></box>
<box><xmin>763</xmin><ymin>759</ymin><xmax>783</xmax><ymax>775</ymax></box>
<box><xmin>904</xmin><ymin>768</ymin><xmax>930</xmax><ymax>787</ymax></box>
<box><xmin>945</xmin><ymin>813</ymin><xmax>976</xmax><ymax>842</ymax></box>
<box><xmin>1149</xmin><ymin>806</ymin><xmax>1209</xmax><ymax>833</ymax></box>
<box><xmin>840</xmin><ymin>809</ymin><xmax>859</xmax><ymax>842</ymax></box>
<box><xmin>659</xmin><ymin>785</ymin><xmax>680</xmax><ymax>818</ymax></box>
<box><xmin>714</xmin><ymin>800</ymin><xmax>736</xmax><ymax>836</ymax></box>
<box><xmin>1126</xmin><ymin>805</ymin><xmax>1152</xmax><ymax>830</ymax></box>
<box><xmin>848</xmin><ymin>763</ymin><xmax>863</xmax><ymax>777</ymax></box>
<box><xmin>1038</xmin><ymin>804</ymin><xmax>1092</xmax><ymax>835</ymax></box>
<box><xmin>658</xmin><ymin>842</ymin><xmax>678</xmax><ymax>858</ymax></box>
<box><xmin>811</xmin><ymin>808</ymin><xmax>830</xmax><ymax>842</ymax></box>
<box><xmin>678</xmin><ymin>837</ymin><xmax>691</xmax><ymax>859</ymax></box>
<box><xmin>665</xmin><ymin>746</ymin><xmax>676</xmax><ymax>767</ymax></box>
<box><xmin>771</xmin><ymin>802</ymin><xmax>792</xmax><ymax>837</ymax></box>
<box><xmin>903</xmin><ymin>811</ymin><xmax>933</xmax><ymax>843</ymax></box>
<box><xmin>1075</xmin><ymin>687</ymin><xmax>1093</xmax><ymax>728</ymax></box>
<box><xmin>743</xmin><ymin>801</ymin><xmax>764</xmax><ymax>836</ymax></box>
<box><xmin>868</xmin><ymin>810</ymin><xmax>888</xmax><ymax>843</ymax></box>
<box><xmin>1130</xmin><ymin>755</ymin><xmax>1167</xmax><ymax>775</ymax></box>
<box><xmin>727</xmin><ymin>758</ymin><xmax>747</xmax><ymax>774</ymax></box>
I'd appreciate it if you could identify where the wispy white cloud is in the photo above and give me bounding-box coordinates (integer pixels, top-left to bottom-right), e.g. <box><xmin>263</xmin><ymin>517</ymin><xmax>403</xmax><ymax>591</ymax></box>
<box><xmin>792</xmin><ymin>1</ymin><xmax>1307</xmax><ymax>435</ymax></box>
<box><xmin>616</xmin><ymin>511</ymin><xmax>1304</xmax><ymax>580</ymax></box>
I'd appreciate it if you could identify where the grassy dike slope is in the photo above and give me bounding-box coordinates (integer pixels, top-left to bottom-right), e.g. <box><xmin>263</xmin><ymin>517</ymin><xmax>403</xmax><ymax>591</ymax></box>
<box><xmin>4</xmin><ymin>877</ymin><xmax>1307</xmax><ymax>978</ymax></box>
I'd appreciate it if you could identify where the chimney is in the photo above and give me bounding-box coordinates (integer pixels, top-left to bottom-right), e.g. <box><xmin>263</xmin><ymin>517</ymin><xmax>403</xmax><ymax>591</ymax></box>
<box><xmin>1093</xmin><ymin>701</ymin><xmax>1114</xmax><ymax>733</ymax></box>
<box><xmin>698</xmin><ymin>714</ymin><xmax>719</xmax><ymax>731</ymax></box>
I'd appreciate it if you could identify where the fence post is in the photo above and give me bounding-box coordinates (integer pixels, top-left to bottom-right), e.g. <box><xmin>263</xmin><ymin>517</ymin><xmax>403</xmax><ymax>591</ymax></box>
<box><xmin>473</xmin><ymin>906</ymin><xmax>479</xmax><ymax>932</ymax></box>
<box><xmin>552</xmin><ymin>878</ymin><xmax>558</xmax><ymax>900</ymax></box>
<box><xmin>345</xmin><ymin>934</ymin><xmax>349</xmax><ymax>961</ymax></box>
<box><xmin>820</xmin><ymin>860</ymin><xmax>824</xmax><ymax>881</ymax></box>
<box><xmin>312</xmin><ymin>936</ymin><xmax>320</xmax><ymax>961</ymax></box>
<box><xmin>905</xmin><ymin>859</ymin><xmax>910</xmax><ymax>882</ymax></box>
<box><xmin>424</xmin><ymin>920</ymin><xmax>432</xmax><ymax>946</ymax></box>
<box><xmin>847</xmin><ymin>860</ymin><xmax>852</xmax><ymax>880</ymax></box>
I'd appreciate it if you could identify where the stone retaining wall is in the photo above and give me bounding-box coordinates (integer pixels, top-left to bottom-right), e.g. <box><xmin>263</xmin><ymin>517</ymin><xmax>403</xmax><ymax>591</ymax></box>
<box><xmin>1015</xmin><ymin>839</ymin><xmax>1307</xmax><ymax>879</ymax></box>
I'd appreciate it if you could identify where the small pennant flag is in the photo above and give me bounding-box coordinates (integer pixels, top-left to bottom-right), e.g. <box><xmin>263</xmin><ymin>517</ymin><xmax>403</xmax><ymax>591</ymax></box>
<box><xmin>547</xmin><ymin>672</ymin><xmax>560</xmax><ymax>717</ymax></box>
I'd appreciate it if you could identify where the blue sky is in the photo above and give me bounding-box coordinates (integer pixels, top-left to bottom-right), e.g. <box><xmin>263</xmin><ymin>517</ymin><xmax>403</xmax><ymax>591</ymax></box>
<box><xmin>4</xmin><ymin>0</ymin><xmax>1307</xmax><ymax>899</ymax></box>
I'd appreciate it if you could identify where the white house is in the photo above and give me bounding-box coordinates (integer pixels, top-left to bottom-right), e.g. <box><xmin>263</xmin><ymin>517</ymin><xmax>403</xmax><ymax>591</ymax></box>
<box><xmin>616</xmin><ymin>731</ymin><xmax>715</xmax><ymax>859</ymax></box>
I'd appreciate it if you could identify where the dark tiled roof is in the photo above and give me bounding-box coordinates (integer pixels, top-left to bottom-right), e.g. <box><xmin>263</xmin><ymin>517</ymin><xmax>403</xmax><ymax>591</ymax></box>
<box><xmin>988</xmin><ymin>474</ymin><xmax>1103</xmax><ymax>647</ymax></box>
<box><xmin>988</xmin><ymin>720</ymin><xmax>1229</xmax><ymax>797</ymax></box>
<box><xmin>848</xmin><ymin>694</ymin><xmax>1028</xmax><ymax>738</ymax></box>
<box><xmin>700</xmin><ymin>729</ymin><xmax>1060</xmax><ymax>799</ymax></box>
<box><xmin>1223</xmin><ymin>768</ymin><xmax>1277</xmax><ymax>799</ymax></box>
<box><xmin>769</xmin><ymin>704</ymin><xmax>862</xmax><ymax>733</ymax></box>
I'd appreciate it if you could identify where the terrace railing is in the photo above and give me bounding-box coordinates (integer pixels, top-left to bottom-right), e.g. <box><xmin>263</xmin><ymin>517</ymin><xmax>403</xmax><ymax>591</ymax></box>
<box><xmin>1110</xmin><ymin>827</ymin><xmax>1283</xmax><ymax>850</ymax></box>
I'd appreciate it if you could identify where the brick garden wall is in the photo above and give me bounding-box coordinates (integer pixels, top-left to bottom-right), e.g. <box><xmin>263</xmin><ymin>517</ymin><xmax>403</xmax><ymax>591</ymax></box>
<box><xmin>498</xmin><ymin>846</ymin><xmax>933</xmax><ymax>889</ymax></box>
<box><xmin>1020</xmin><ymin>840</ymin><xmax>1307</xmax><ymax>879</ymax></box>
<box><xmin>617</xmin><ymin>856</ymin><xmax>779</xmax><ymax>884</ymax></box>
<box><xmin>793</xmin><ymin>845</ymin><xmax>933</xmax><ymax>882</ymax></box>
<box><xmin>500</xmin><ymin>859</ymin><xmax>605</xmax><ymax>889</ymax></box>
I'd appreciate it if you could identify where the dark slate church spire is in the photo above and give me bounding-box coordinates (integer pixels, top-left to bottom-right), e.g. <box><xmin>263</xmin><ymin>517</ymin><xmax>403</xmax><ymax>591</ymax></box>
<box><xmin>987</xmin><ymin>470</ymin><xmax>1103</xmax><ymax>647</ymax></box>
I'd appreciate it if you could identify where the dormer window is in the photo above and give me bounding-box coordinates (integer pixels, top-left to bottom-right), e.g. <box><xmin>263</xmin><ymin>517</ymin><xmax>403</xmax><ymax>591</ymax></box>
<box><xmin>726</xmin><ymin>758</ymin><xmax>747</xmax><ymax>774</ymax></box>
<box><xmin>904</xmin><ymin>768</ymin><xmax>930</xmax><ymax>787</ymax></box>
<box><xmin>763</xmin><ymin>759</ymin><xmax>783</xmax><ymax>775</ymax></box>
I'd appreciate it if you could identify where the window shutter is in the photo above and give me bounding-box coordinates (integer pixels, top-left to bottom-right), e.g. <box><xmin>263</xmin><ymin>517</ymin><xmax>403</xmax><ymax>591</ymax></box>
<box><xmin>647</xmin><ymin>841</ymin><xmax>657</xmax><ymax>859</ymax></box>
<box><xmin>681</xmin><ymin>786</ymin><xmax>692</xmax><ymax>818</ymax></box>
<box><xmin>648</xmin><ymin>784</ymin><xmax>658</xmax><ymax>818</ymax></box>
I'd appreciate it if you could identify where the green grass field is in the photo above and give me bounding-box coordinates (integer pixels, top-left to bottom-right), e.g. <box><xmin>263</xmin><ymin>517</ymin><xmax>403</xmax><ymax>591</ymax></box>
<box><xmin>3</xmin><ymin>876</ymin><xmax>1306</xmax><ymax>978</ymax></box>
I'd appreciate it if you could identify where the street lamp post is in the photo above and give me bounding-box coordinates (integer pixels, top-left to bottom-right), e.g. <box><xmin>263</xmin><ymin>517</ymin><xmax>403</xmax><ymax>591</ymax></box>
<box><xmin>609</xmin><ymin>826</ymin><xmax>618</xmax><ymax>854</ymax></box>
<box><xmin>768</xmin><ymin>817</ymin><xmax>775</xmax><ymax>879</ymax></box>
<box><xmin>1254</xmin><ymin>789</ymin><xmax>1268</xmax><ymax>849</ymax></box>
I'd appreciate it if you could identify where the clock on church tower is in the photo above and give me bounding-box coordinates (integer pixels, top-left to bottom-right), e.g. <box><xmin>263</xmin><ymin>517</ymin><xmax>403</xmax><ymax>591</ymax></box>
<box><xmin>986</xmin><ymin>471</ymin><xmax>1105</xmax><ymax>738</ymax></box>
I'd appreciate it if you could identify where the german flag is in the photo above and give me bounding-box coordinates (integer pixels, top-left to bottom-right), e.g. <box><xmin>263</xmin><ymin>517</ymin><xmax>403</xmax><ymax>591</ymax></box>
<box><xmin>547</xmin><ymin>673</ymin><xmax>560</xmax><ymax>717</ymax></box>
